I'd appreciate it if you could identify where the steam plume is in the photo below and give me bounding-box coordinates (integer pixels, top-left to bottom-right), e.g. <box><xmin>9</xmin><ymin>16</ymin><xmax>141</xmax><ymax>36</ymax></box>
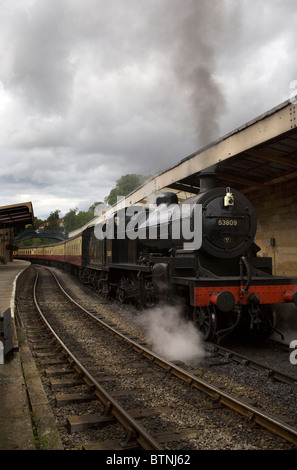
<box><xmin>137</xmin><ymin>304</ymin><xmax>205</xmax><ymax>363</ymax></box>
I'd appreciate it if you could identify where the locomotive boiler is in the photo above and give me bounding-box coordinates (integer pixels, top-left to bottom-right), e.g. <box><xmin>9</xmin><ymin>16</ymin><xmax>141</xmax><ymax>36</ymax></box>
<box><xmin>128</xmin><ymin>170</ymin><xmax>290</xmax><ymax>341</ymax></box>
<box><xmin>14</xmin><ymin>171</ymin><xmax>297</xmax><ymax>343</ymax></box>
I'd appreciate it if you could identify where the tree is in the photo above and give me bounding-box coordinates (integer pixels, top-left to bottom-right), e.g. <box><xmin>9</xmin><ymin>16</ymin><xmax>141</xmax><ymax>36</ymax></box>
<box><xmin>63</xmin><ymin>203</ymin><xmax>103</xmax><ymax>233</ymax></box>
<box><xmin>63</xmin><ymin>208</ymin><xmax>78</xmax><ymax>233</ymax></box>
<box><xmin>33</xmin><ymin>217</ymin><xmax>44</xmax><ymax>229</ymax></box>
<box><xmin>46</xmin><ymin>210</ymin><xmax>61</xmax><ymax>230</ymax></box>
<box><xmin>104</xmin><ymin>174</ymin><xmax>148</xmax><ymax>206</ymax></box>
<box><xmin>73</xmin><ymin>209</ymin><xmax>94</xmax><ymax>229</ymax></box>
<box><xmin>89</xmin><ymin>202</ymin><xmax>103</xmax><ymax>213</ymax></box>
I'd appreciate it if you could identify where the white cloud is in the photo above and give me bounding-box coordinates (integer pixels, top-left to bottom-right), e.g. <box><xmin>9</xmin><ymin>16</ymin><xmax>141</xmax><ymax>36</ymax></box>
<box><xmin>0</xmin><ymin>0</ymin><xmax>297</xmax><ymax>220</ymax></box>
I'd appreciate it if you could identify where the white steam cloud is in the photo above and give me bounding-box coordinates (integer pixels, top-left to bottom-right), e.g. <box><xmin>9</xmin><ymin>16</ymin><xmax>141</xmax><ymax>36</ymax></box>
<box><xmin>137</xmin><ymin>304</ymin><xmax>205</xmax><ymax>363</ymax></box>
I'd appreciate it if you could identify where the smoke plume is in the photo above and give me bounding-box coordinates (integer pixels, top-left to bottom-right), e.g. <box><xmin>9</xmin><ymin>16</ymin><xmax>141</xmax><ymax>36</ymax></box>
<box><xmin>149</xmin><ymin>0</ymin><xmax>228</xmax><ymax>147</ymax></box>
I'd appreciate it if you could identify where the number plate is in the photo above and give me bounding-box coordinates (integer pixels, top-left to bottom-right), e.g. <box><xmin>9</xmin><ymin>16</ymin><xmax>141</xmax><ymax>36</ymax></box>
<box><xmin>217</xmin><ymin>219</ymin><xmax>238</xmax><ymax>226</ymax></box>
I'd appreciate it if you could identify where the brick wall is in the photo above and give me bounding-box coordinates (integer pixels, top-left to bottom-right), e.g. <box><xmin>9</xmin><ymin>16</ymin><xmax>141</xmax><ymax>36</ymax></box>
<box><xmin>247</xmin><ymin>179</ymin><xmax>297</xmax><ymax>276</ymax></box>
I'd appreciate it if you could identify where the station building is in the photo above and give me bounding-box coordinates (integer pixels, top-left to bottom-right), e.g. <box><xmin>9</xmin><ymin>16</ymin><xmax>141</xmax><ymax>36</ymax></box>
<box><xmin>0</xmin><ymin>202</ymin><xmax>34</xmax><ymax>264</ymax></box>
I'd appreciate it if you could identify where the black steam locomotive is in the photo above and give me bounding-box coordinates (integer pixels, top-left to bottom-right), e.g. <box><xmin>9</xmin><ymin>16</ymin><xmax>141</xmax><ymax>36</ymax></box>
<box><xmin>16</xmin><ymin>171</ymin><xmax>297</xmax><ymax>342</ymax></box>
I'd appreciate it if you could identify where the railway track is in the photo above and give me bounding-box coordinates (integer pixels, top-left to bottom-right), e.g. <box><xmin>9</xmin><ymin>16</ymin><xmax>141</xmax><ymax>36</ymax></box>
<box><xmin>17</xmin><ymin>266</ymin><xmax>297</xmax><ymax>450</ymax></box>
<box><xmin>204</xmin><ymin>343</ymin><xmax>297</xmax><ymax>386</ymax></box>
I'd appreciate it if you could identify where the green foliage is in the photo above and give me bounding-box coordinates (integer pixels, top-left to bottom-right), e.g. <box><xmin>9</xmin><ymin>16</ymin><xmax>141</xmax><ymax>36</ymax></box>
<box><xmin>47</xmin><ymin>210</ymin><xmax>61</xmax><ymax>230</ymax></box>
<box><xmin>33</xmin><ymin>217</ymin><xmax>44</xmax><ymax>229</ymax></box>
<box><xmin>63</xmin><ymin>205</ymin><xmax>102</xmax><ymax>233</ymax></box>
<box><xmin>20</xmin><ymin>237</ymin><xmax>60</xmax><ymax>246</ymax></box>
<box><xmin>16</xmin><ymin>174</ymin><xmax>148</xmax><ymax>246</ymax></box>
<box><xmin>104</xmin><ymin>174</ymin><xmax>148</xmax><ymax>206</ymax></box>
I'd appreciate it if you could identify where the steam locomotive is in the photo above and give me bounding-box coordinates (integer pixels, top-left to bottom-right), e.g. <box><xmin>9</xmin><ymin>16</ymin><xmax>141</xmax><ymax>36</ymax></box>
<box><xmin>15</xmin><ymin>171</ymin><xmax>297</xmax><ymax>342</ymax></box>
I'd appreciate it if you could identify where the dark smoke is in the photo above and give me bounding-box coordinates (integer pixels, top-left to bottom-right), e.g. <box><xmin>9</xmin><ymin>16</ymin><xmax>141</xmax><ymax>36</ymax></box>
<box><xmin>149</xmin><ymin>0</ymin><xmax>228</xmax><ymax>147</ymax></box>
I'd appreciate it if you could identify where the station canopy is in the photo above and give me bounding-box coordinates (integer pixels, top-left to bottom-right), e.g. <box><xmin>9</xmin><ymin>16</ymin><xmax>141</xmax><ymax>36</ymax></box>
<box><xmin>128</xmin><ymin>98</ymin><xmax>297</xmax><ymax>203</ymax></box>
<box><xmin>0</xmin><ymin>202</ymin><xmax>34</xmax><ymax>228</ymax></box>
<box><xmin>169</xmin><ymin>101</ymin><xmax>297</xmax><ymax>196</ymax></box>
<box><xmin>69</xmin><ymin>98</ymin><xmax>297</xmax><ymax>237</ymax></box>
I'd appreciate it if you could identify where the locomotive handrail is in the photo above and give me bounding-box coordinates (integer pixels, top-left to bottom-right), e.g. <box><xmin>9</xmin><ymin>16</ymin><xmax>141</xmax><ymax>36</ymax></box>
<box><xmin>240</xmin><ymin>256</ymin><xmax>252</xmax><ymax>294</ymax></box>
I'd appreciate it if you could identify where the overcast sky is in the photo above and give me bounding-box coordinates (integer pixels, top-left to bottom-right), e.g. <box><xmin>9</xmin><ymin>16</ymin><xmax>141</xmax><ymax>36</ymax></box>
<box><xmin>1</xmin><ymin>0</ymin><xmax>297</xmax><ymax>220</ymax></box>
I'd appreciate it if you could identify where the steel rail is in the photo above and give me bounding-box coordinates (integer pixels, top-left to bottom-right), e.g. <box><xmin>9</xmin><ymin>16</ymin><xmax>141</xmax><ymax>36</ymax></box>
<box><xmin>207</xmin><ymin>343</ymin><xmax>297</xmax><ymax>386</ymax></box>
<box><xmin>48</xmin><ymin>267</ymin><xmax>297</xmax><ymax>447</ymax></box>
<box><xmin>32</xmin><ymin>268</ymin><xmax>163</xmax><ymax>450</ymax></box>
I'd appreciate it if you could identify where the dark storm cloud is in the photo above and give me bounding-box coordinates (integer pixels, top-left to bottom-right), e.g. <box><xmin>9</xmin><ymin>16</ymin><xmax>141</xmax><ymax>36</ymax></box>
<box><xmin>0</xmin><ymin>0</ymin><xmax>297</xmax><ymax>218</ymax></box>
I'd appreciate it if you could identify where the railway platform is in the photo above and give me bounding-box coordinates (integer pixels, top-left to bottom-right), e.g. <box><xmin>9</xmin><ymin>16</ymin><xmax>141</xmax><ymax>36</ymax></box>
<box><xmin>0</xmin><ymin>260</ymin><xmax>35</xmax><ymax>450</ymax></box>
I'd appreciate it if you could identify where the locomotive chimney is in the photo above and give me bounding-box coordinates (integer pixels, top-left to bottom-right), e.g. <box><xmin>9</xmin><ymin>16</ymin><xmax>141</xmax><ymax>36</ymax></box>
<box><xmin>199</xmin><ymin>166</ymin><xmax>217</xmax><ymax>193</ymax></box>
